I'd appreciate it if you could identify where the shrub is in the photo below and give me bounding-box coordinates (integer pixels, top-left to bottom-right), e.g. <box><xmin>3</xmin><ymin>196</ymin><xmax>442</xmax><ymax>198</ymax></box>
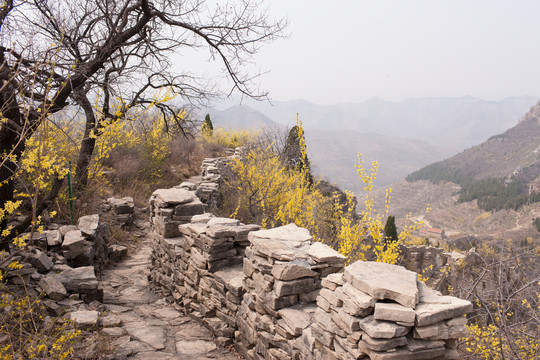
<box><xmin>221</xmin><ymin>119</ymin><xmax>425</xmax><ymax>264</ymax></box>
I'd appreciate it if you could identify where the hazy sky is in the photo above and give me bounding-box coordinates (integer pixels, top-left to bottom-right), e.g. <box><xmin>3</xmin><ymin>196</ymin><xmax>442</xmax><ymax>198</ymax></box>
<box><xmin>237</xmin><ymin>0</ymin><xmax>540</xmax><ymax>105</ymax></box>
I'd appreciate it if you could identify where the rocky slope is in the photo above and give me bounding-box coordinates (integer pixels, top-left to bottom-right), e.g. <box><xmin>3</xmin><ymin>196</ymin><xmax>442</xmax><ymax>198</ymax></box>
<box><xmin>380</xmin><ymin>101</ymin><xmax>540</xmax><ymax>240</ymax></box>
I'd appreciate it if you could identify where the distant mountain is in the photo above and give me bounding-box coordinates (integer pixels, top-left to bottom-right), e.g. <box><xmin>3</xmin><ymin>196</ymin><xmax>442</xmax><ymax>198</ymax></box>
<box><xmin>383</xmin><ymin>101</ymin><xmax>540</xmax><ymax>240</ymax></box>
<box><xmin>246</xmin><ymin>96</ymin><xmax>538</xmax><ymax>152</ymax></box>
<box><xmin>197</xmin><ymin>105</ymin><xmax>278</xmax><ymax>130</ymax></box>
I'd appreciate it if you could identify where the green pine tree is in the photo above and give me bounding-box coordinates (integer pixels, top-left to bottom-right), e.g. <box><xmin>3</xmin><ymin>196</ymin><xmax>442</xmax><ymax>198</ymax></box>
<box><xmin>202</xmin><ymin>113</ymin><xmax>213</xmax><ymax>137</ymax></box>
<box><xmin>283</xmin><ymin>125</ymin><xmax>313</xmax><ymax>184</ymax></box>
<box><xmin>384</xmin><ymin>215</ymin><xmax>398</xmax><ymax>243</ymax></box>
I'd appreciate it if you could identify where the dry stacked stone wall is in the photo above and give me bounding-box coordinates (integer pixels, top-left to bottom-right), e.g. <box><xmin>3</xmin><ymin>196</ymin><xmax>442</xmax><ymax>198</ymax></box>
<box><xmin>149</xmin><ymin>155</ymin><xmax>473</xmax><ymax>360</ymax></box>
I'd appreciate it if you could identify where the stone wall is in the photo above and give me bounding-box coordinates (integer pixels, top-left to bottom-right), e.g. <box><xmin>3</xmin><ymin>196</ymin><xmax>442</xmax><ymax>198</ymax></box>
<box><xmin>149</xmin><ymin>183</ymin><xmax>473</xmax><ymax>360</ymax></box>
<box><xmin>399</xmin><ymin>244</ymin><xmax>451</xmax><ymax>276</ymax></box>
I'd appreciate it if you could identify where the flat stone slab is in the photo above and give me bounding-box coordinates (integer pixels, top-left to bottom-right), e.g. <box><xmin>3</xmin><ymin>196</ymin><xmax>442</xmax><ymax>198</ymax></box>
<box><xmin>415</xmin><ymin>296</ymin><xmax>473</xmax><ymax>326</ymax></box>
<box><xmin>71</xmin><ymin>310</ymin><xmax>99</xmax><ymax>329</ymax></box>
<box><xmin>153</xmin><ymin>188</ymin><xmax>196</xmax><ymax>206</ymax></box>
<box><xmin>344</xmin><ymin>261</ymin><xmax>419</xmax><ymax>308</ymax></box>
<box><xmin>126</xmin><ymin>326</ymin><xmax>166</xmax><ymax>350</ymax></box>
<box><xmin>272</xmin><ymin>259</ymin><xmax>318</xmax><ymax>280</ymax></box>
<box><xmin>375</xmin><ymin>302</ymin><xmax>416</xmax><ymax>323</ymax></box>
<box><xmin>248</xmin><ymin>223</ymin><xmax>312</xmax><ymax>246</ymax></box>
<box><xmin>250</xmin><ymin>237</ymin><xmax>298</xmax><ymax>261</ymax></box>
<box><xmin>175</xmin><ymin>340</ymin><xmax>217</xmax><ymax>355</ymax></box>
<box><xmin>278</xmin><ymin>306</ymin><xmax>313</xmax><ymax>335</ymax></box>
<box><xmin>361</xmin><ymin>333</ymin><xmax>408</xmax><ymax>352</ymax></box>
<box><xmin>207</xmin><ymin>217</ymin><xmax>240</xmax><ymax>226</ymax></box>
<box><xmin>307</xmin><ymin>241</ymin><xmax>346</xmax><ymax>265</ymax></box>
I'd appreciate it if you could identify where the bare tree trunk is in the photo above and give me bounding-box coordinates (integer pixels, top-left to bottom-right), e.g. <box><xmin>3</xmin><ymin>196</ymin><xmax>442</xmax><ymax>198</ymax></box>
<box><xmin>0</xmin><ymin>52</ymin><xmax>25</xmax><ymax>252</ymax></box>
<box><xmin>73</xmin><ymin>88</ymin><xmax>97</xmax><ymax>192</ymax></box>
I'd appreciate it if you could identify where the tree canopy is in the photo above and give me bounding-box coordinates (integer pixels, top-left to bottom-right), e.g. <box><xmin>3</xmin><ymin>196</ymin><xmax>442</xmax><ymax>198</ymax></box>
<box><xmin>0</xmin><ymin>0</ymin><xmax>286</xmax><ymax>251</ymax></box>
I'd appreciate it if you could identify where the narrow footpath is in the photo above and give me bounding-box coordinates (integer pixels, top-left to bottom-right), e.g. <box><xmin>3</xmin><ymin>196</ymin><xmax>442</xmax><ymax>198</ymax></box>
<box><xmin>98</xmin><ymin>235</ymin><xmax>240</xmax><ymax>359</ymax></box>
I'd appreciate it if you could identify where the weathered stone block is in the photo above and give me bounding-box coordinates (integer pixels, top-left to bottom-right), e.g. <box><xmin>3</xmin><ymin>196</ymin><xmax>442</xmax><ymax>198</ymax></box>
<box><xmin>344</xmin><ymin>261</ymin><xmax>419</xmax><ymax>308</ymax></box>
<box><xmin>358</xmin><ymin>315</ymin><xmax>410</xmax><ymax>339</ymax></box>
<box><xmin>272</xmin><ymin>259</ymin><xmax>318</xmax><ymax>281</ymax></box>
<box><xmin>375</xmin><ymin>302</ymin><xmax>416</xmax><ymax>323</ymax></box>
<box><xmin>62</xmin><ymin>230</ymin><xmax>86</xmax><ymax>259</ymax></box>
<box><xmin>275</xmin><ymin>277</ymin><xmax>315</xmax><ymax>297</ymax></box>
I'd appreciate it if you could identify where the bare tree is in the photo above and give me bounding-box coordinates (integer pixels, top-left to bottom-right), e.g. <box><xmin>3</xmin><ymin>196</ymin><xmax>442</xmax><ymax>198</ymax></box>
<box><xmin>450</xmin><ymin>240</ymin><xmax>540</xmax><ymax>359</ymax></box>
<box><xmin>0</xmin><ymin>0</ymin><xmax>286</xmax><ymax>251</ymax></box>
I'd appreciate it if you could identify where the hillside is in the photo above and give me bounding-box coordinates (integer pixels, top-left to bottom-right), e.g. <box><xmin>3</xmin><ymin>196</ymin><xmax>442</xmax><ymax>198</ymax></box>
<box><xmin>383</xmin><ymin>101</ymin><xmax>540</xmax><ymax>239</ymax></box>
<box><xmin>305</xmin><ymin>130</ymin><xmax>446</xmax><ymax>192</ymax></box>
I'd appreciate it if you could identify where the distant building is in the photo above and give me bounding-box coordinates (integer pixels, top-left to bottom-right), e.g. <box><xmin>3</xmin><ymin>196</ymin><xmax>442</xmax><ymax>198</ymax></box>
<box><xmin>420</xmin><ymin>227</ymin><xmax>446</xmax><ymax>240</ymax></box>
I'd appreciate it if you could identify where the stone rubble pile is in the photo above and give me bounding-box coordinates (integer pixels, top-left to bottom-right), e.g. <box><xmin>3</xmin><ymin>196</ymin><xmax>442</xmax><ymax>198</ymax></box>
<box><xmin>103</xmin><ymin>196</ymin><xmax>135</xmax><ymax>229</ymax></box>
<box><xmin>399</xmin><ymin>244</ymin><xmax>450</xmax><ymax>276</ymax></box>
<box><xmin>149</xmin><ymin>186</ymin><xmax>259</xmax><ymax>345</ymax></box>
<box><xmin>237</xmin><ymin>224</ymin><xmax>347</xmax><ymax>360</ymax></box>
<box><xmin>0</xmin><ymin>214</ymin><xmax>128</xmax><ymax>311</ymax></box>
<box><xmin>309</xmin><ymin>261</ymin><xmax>473</xmax><ymax>360</ymax></box>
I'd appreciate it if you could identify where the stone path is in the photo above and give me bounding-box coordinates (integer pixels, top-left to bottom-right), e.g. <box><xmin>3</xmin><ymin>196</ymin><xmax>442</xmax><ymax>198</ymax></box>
<box><xmin>98</xmin><ymin>236</ymin><xmax>241</xmax><ymax>360</ymax></box>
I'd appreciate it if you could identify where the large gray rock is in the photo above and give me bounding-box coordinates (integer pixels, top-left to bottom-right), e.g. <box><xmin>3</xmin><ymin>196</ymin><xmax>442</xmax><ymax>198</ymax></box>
<box><xmin>59</xmin><ymin>266</ymin><xmax>99</xmax><ymax>293</ymax></box>
<box><xmin>174</xmin><ymin>198</ymin><xmax>205</xmax><ymax>216</ymax></box>
<box><xmin>34</xmin><ymin>250</ymin><xmax>54</xmax><ymax>273</ymax></box>
<box><xmin>71</xmin><ymin>310</ymin><xmax>99</xmax><ymax>329</ymax></box>
<box><xmin>274</xmin><ymin>278</ymin><xmax>315</xmax><ymax>296</ymax></box>
<box><xmin>39</xmin><ymin>275</ymin><xmax>67</xmax><ymax>300</ymax></box>
<box><xmin>59</xmin><ymin>225</ymin><xmax>78</xmax><ymax>236</ymax></box>
<box><xmin>108</xmin><ymin>244</ymin><xmax>128</xmax><ymax>262</ymax></box>
<box><xmin>344</xmin><ymin>261</ymin><xmax>419</xmax><ymax>308</ymax></box>
<box><xmin>107</xmin><ymin>197</ymin><xmax>135</xmax><ymax>214</ymax></box>
<box><xmin>78</xmin><ymin>214</ymin><xmax>100</xmax><ymax>237</ymax></box>
<box><xmin>44</xmin><ymin>230</ymin><xmax>63</xmax><ymax>247</ymax></box>
<box><xmin>62</xmin><ymin>230</ymin><xmax>86</xmax><ymax>258</ymax></box>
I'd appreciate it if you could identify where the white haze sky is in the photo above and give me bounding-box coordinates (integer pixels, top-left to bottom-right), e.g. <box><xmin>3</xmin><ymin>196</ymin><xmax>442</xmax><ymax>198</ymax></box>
<box><xmin>232</xmin><ymin>0</ymin><xmax>540</xmax><ymax>105</ymax></box>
